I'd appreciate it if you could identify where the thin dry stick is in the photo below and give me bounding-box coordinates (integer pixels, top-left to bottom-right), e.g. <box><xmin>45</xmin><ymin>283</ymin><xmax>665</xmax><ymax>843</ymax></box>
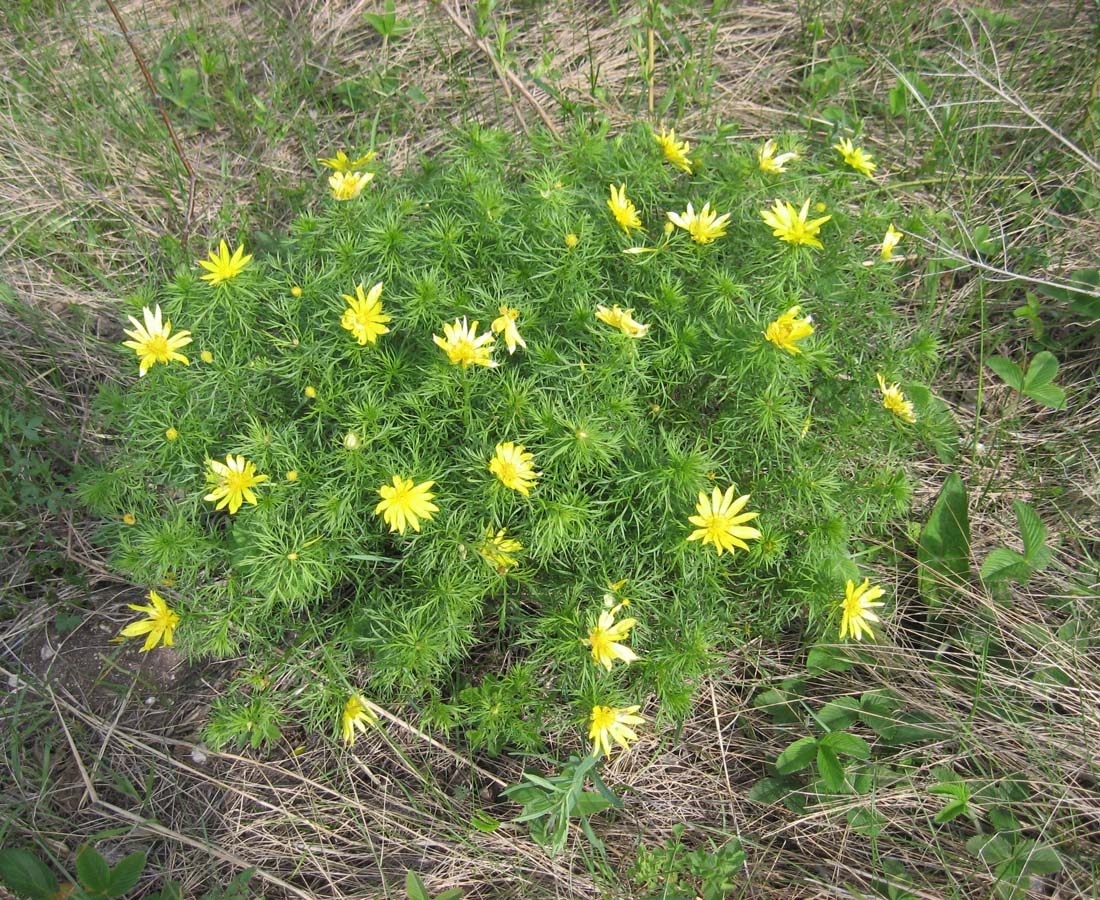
<box><xmin>439</xmin><ymin>2</ymin><xmax>561</xmax><ymax>140</ymax></box>
<box><xmin>102</xmin><ymin>0</ymin><xmax>198</xmax><ymax>249</ymax></box>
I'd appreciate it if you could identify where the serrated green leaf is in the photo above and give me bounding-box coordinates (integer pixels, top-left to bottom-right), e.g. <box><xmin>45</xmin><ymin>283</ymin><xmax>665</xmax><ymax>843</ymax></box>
<box><xmin>1013</xmin><ymin>502</ymin><xmax>1048</xmax><ymax>565</ymax></box>
<box><xmin>775</xmin><ymin>736</ymin><xmax>818</xmax><ymax>774</ymax></box>
<box><xmin>748</xmin><ymin>777</ymin><xmax>794</xmax><ymax>804</ymax></box>
<box><xmin>918</xmin><ymin>472</ymin><xmax>972</xmax><ymax>602</ymax></box>
<box><xmin>1023</xmin><ymin>383</ymin><xmax>1066</xmax><ymax>410</ymax></box>
<box><xmin>980</xmin><ymin>547</ymin><xmax>1030</xmax><ymax>584</ymax></box>
<box><xmin>76</xmin><ymin>845</ymin><xmax>110</xmax><ymax>894</ymax></box>
<box><xmin>806</xmin><ymin>643</ymin><xmax>854</xmax><ymax>674</ymax></box>
<box><xmin>818</xmin><ymin>696</ymin><xmax>860</xmax><ymax>731</ymax></box>
<box><xmin>967</xmin><ymin>833</ymin><xmax>1012</xmax><ymax>863</ymax></box>
<box><xmin>987</xmin><ymin>356</ymin><xmax>1024</xmax><ymax>390</ymax></box>
<box><xmin>1017</xmin><ymin>842</ymin><xmax>1062</xmax><ymax>875</ymax></box>
<box><xmin>816</xmin><ymin>746</ymin><xmax>846</xmax><ymax>791</ymax></box>
<box><xmin>1023</xmin><ymin>351</ymin><xmax>1059</xmax><ymax>388</ymax></box>
<box><xmin>0</xmin><ymin>849</ymin><xmax>60</xmax><ymax>900</ymax></box>
<box><xmin>819</xmin><ymin>732</ymin><xmax>871</xmax><ymax>759</ymax></box>
<box><xmin>105</xmin><ymin>851</ymin><xmax>146</xmax><ymax>898</ymax></box>
<box><xmin>929</xmin><ymin>782</ymin><xmax>969</xmax><ymax>800</ymax></box>
<box><xmin>934</xmin><ymin>797</ymin><xmax>969</xmax><ymax>824</ymax></box>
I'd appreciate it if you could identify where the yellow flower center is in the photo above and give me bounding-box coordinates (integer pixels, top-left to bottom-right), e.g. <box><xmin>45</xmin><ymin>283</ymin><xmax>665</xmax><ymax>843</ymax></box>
<box><xmin>146</xmin><ymin>334</ymin><xmax>169</xmax><ymax>360</ymax></box>
<box><xmin>495</xmin><ymin>459</ymin><xmax>518</xmax><ymax>484</ymax></box>
<box><xmin>590</xmin><ymin>706</ymin><xmax>617</xmax><ymax>731</ymax></box>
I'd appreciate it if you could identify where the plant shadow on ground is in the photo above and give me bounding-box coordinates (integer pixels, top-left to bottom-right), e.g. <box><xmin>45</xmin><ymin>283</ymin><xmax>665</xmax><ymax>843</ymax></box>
<box><xmin>2</xmin><ymin>0</ymin><xmax>1099</xmax><ymax>898</ymax></box>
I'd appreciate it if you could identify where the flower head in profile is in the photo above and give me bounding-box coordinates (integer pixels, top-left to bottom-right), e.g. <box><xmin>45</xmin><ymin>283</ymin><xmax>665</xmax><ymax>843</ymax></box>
<box><xmin>834</xmin><ymin>137</ymin><xmax>877</xmax><ymax>178</ymax></box>
<box><xmin>341</xmin><ymin>693</ymin><xmax>379</xmax><ymax>745</ymax></box>
<box><xmin>375</xmin><ymin>475</ymin><xmax>438</xmax><ymax>535</ymax></box>
<box><xmin>117</xmin><ymin>590</ymin><xmax>180</xmax><ymax>652</ymax></box>
<box><xmin>761</xmin><ymin>199</ymin><xmax>832</xmax><ymax>249</ymax></box>
<box><xmin>319</xmin><ymin>150</ymin><xmax>376</xmax><ymax>172</ymax></box>
<box><xmin>687</xmin><ymin>486</ymin><xmax>761</xmax><ymax>556</ymax></box>
<box><xmin>607</xmin><ymin>184</ymin><xmax>643</xmax><ymax>234</ymax></box>
<box><xmin>595</xmin><ymin>304</ymin><xmax>649</xmax><ymax>338</ymax></box>
<box><xmin>479</xmin><ymin>527</ymin><xmax>523</xmax><ymax>571</ymax></box>
<box><xmin>491</xmin><ymin>305</ymin><xmax>526</xmax><ymax>354</ymax></box>
<box><xmin>667</xmin><ymin>202</ymin><xmax>730</xmax><ymax>245</ymax></box>
<box><xmin>881</xmin><ymin>224</ymin><xmax>903</xmax><ymax>260</ymax></box>
<box><xmin>839</xmin><ymin>578</ymin><xmax>886</xmax><ymax>641</ymax></box>
<box><xmin>203</xmin><ymin>454</ymin><xmax>268</xmax><ymax>514</ymax></box>
<box><xmin>198</xmin><ymin>241</ymin><xmax>252</xmax><ymax>284</ymax></box>
<box><xmin>589</xmin><ymin>704</ymin><xmax>645</xmax><ymax>758</ymax></box>
<box><xmin>433</xmin><ymin>317</ymin><xmax>497</xmax><ymax>368</ymax></box>
<box><xmin>584</xmin><ymin>600</ymin><xmax>638</xmax><ymax>671</ymax></box>
<box><xmin>764</xmin><ymin>305</ymin><xmax>814</xmax><ymax>355</ymax></box>
<box><xmin>489</xmin><ymin>442</ymin><xmax>540</xmax><ymax>495</ymax></box>
<box><xmin>877</xmin><ymin>373</ymin><xmax>916</xmax><ymax>423</ymax></box>
<box><xmin>655</xmin><ymin>127</ymin><xmax>692</xmax><ymax>173</ymax></box>
<box><xmin>122</xmin><ymin>305</ymin><xmax>193</xmax><ymax>376</ymax></box>
<box><xmin>757</xmin><ymin>139</ymin><xmax>799</xmax><ymax>174</ymax></box>
<box><xmin>340</xmin><ymin>282</ymin><xmax>391</xmax><ymax>345</ymax></box>
<box><xmin>328</xmin><ymin>170</ymin><xmax>375</xmax><ymax>200</ymax></box>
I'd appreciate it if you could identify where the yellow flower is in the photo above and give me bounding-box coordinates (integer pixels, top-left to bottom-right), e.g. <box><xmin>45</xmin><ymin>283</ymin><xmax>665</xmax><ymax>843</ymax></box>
<box><xmin>595</xmin><ymin>304</ymin><xmax>649</xmax><ymax>338</ymax></box>
<box><xmin>304</xmin><ymin>385</ymin><xmax>317</xmax><ymax>399</ymax></box>
<box><xmin>479</xmin><ymin>527</ymin><xmax>523</xmax><ymax>571</ymax></box>
<box><xmin>491</xmin><ymin>305</ymin><xmax>526</xmax><ymax>354</ymax></box>
<box><xmin>761</xmin><ymin>199</ymin><xmax>832</xmax><ymax>249</ymax></box>
<box><xmin>489</xmin><ymin>442</ymin><xmax>540</xmax><ymax>495</ymax></box>
<box><xmin>764</xmin><ymin>305</ymin><xmax>814</xmax><ymax>355</ymax></box>
<box><xmin>834</xmin><ymin>137</ymin><xmax>877</xmax><ymax>178</ymax></box>
<box><xmin>375</xmin><ymin>475</ymin><xmax>438</xmax><ymax>535</ymax></box>
<box><xmin>655</xmin><ymin>127</ymin><xmax>692</xmax><ymax>173</ymax></box>
<box><xmin>117</xmin><ymin>590</ymin><xmax>180</xmax><ymax>652</ymax></box>
<box><xmin>667</xmin><ymin>202</ymin><xmax>731</xmax><ymax>245</ymax></box>
<box><xmin>165</xmin><ymin>427</ymin><xmax>179</xmax><ymax>441</ymax></box>
<box><xmin>881</xmin><ymin>224</ymin><xmax>903</xmax><ymax>260</ymax></box>
<box><xmin>291</xmin><ymin>285</ymin><xmax>303</xmax><ymax>297</ymax></box>
<box><xmin>757</xmin><ymin>139</ymin><xmax>799</xmax><ymax>174</ymax></box>
<box><xmin>433</xmin><ymin>317</ymin><xmax>497</xmax><ymax>368</ymax></box>
<box><xmin>319</xmin><ymin>150</ymin><xmax>376</xmax><ymax>172</ymax></box>
<box><xmin>122</xmin><ymin>305</ymin><xmax>193</xmax><ymax>376</ymax></box>
<box><xmin>565</xmin><ymin>232</ymin><xmax>579</xmax><ymax>249</ymax></box>
<box><xmin>687</xmin><ymin>486</ymin><xmax>761</xmax><ymax>556</ymax></box>
<box><xmin>341</xmin><ymin>282</ymin><xmax>391</xmax><ymax>345</ymax></box>
<box><xmin>200</xmin><ymin>350</ymin><xmax>214</xmax><ymax>364</ymax></box>
<box><xmin>839</xmin><ymin>578</ymin><xmax>886</xmax><ymax>641</ymax></box>
<box><xmin>203</xmin><ymin>454</ymin><xmax>268</xmax><ymax>514</ymax></box>
<box><xmin>328</xmin><ymin>170</ymin><xmax>375</xmax><ymax>200</ymax></box>
<box><xmin>589</xmin><ymin>704</ymin><xmax>645</xmax><ymax>758</ymax></box>
<box><xmin>584</xmin><ymin>601</ymin><xmax>638</xmax><ymax>671</ymax></box>
<box><xmin>198</xmin><ymin>241</ymin><xmax>252</xmax><ymax>285</ymax></box>
<box><xmin>122</xmin><ymin>513</ymin><xmax>136</xmax><ymax>526</ymax></box>
<box><xmin>341</xmin><ymin>693</ymin><xmax>379</xmax><ymax>745</ymax></box>
<box><xmin>607</xmin><ymin>184</ymin><xmax>643</xmax><ymax>234</ymax></box>
<box><xmin>877</xmin><ymin>373</ymin><xmax>916</xmax><ymax>423</ymax></box>
<box><xmin>286</xmin><ymin>470</ymin><xmax>299</xmax><ymax>482</ymax></box>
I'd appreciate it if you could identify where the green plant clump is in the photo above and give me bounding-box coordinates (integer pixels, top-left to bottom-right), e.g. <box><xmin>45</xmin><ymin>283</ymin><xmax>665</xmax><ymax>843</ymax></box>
<box><xmin>81</xmin><ymin>123</ymin><xmax>942</xmax><ymax>753</ymax></box>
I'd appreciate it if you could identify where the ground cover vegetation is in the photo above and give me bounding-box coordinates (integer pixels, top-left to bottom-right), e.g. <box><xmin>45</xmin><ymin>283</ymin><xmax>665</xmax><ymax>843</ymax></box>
<box><xmin>1</xmin><ymin>1</ymin><xmax>1098</xmax><ymax>899</ymax></box>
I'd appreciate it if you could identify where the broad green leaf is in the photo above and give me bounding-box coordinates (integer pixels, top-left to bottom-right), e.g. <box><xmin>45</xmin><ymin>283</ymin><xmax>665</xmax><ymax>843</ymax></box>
<box><xmin>986</xmin><ymin>356</ymin><xmax>1024</xmax><ymax>390</ymax></box>
<box><xmin>775</xmin><ymin>736</ymin><xmax>818</xmax><ymax>774</ymax></box>
<box><xmin>0</xmin><ymin>849</ymin><xmax>60</xmax><ymax>900</ymax></box>
<box><xmin>748</xmin><ymin>777</ymin><xmax>794</xmax><ymax>804</ymax></box>
<box><xmin>819</xmin><ymin>731</ymin><xmax>871</xmax><ymax>759</ymax></box>
<box><xmin>980</xmin><ymin>547</ymin><xmax>1030</xmax><ymax>584</ymax></box>
<box><xmin>805</xmin><ymin>643</ymin><xmax>854</xmax><ymax>674</ymax></box>
<box><xmin>816</xmin><ymin>746</ymin><xmax>846</xmax><ymax>791</ymax></box>
<box><xmin>1016</xmin><ymin>842</ymin><xmax>1062</xmax><ymax>875</ymax></box>
<box><xmin>846</xmin><ymin>806</ymin><xmax>887</xmax><ymax>837</ymax></box>
<box><xmin>967</xmin><ymin>833</ymin><xmax>1012</xmax><ymax>863</ymax></box>
<box><xmin>859</xmin><ymin>691</ymin><xmax>900</xmax><ymax>734</ymax></box>
<box><xmin>1022</xmin><ymin>351</ymin><xmax>1058</xmax><ymax>388</ymax></box>
<box><xmin>406</xmin><ymin>871</ymin><xmax>430</xmax><ymax>900</ymax></box>
<box><xmin>470</xmin><ymin>811</ymin><xmax>501</xmax><ymax>833</ymax></box>
<box><xmin>934</xmin><ymin>798</ymin><xmax>969</xmax><ymax>824</ymax></box>
<box><xmin>1014</xmin><ymin>502</ymin><xmax>1047</xmax><ymax>562</ymax></box>
<box><xmin>573</xmin><ymin>791</ymin><xmax>613</xmax><ymax>816</ymax></box>
<box><xmin>105</xmin><ymin>851</ymin><xmax>146</xmax><ymax>898</ymax></box>
<box><xmin>818</xmin><ymin>696</ymin><xmax>860</xmax><ymax>731</ymax></box>
<box><xmin>918</xmin><ymin>472</ymin><xmax>972</xmax><ymax>602</ymax></box>
<box><xmin>1023</xmin><ymin>383</ymin><xmax>1066</xmax><ymax>410</ymax></box>
<box><xmin>76</xmin><ymin>845</ymin><xmax>111</xmax><ymax>894</ymax></box>
<box><xmin>435</xmin><ymin>891</ymin><xmax>465</xmax><ymax>900</ymax></box>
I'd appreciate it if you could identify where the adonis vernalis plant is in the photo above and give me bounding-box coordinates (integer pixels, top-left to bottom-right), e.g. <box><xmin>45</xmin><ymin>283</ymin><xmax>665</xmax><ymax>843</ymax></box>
<box><xmin>83</xmin><ymin>123</ymin><xmax>943</xmax><ymax>755</ymax></box>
